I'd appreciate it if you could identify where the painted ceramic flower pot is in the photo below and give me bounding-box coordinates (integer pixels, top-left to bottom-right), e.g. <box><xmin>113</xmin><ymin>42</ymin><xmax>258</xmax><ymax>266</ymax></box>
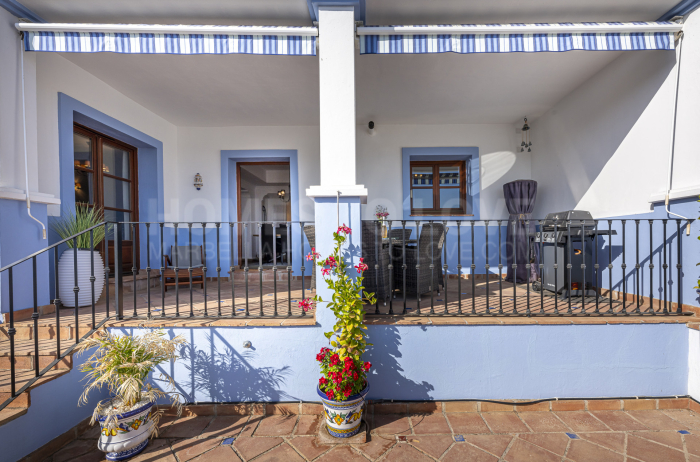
<box><xmin>58</xmin><ymin>249</ymin><xmax>105</xmax><ymax>308</ymax></box>
<box><xmin>97</xmin><ymin>400</ymin><xmax>154</xmax><ymax>461</ymax></box>
<box><xmin>317</xmin><ymin>383</ymin><xmax>370</xmax><ymax>438</ymax></box>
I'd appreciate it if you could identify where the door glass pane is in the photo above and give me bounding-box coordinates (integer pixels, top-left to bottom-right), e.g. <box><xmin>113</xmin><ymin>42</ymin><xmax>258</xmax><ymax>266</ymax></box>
<box><xmin>439</xmin><ymin>188</ymin><xmax>460</xmax><ymax>209</ymax></box>
<box><xmin>412</xmin><ymin>189</ymin><xmax>433</xmax><ymax>209</ymax></box>
<box><xmin>103</xmin><ymin>177</ymin><xmax>131</xmax><ymax>210</ymax></box>
<box><xmin>74</xmin><ymin>132</ymin><xmax>92</xmax><ymax>168</ymax></box>
<box><xmin>104</xmin><ymin>211</ymin><xmax>131</xmax><ymax>240</ymax></box>
<box><xmin>74</xmin><ymin>169</ymin><xmax>93</xmax><ymax>204</ymax></box>
<box><xmin>103</xmin><ymin>144</ymin><xmax>131</xmax><ymax>179</ymax></box>
<box><xmin>412</xmin><ymin>166</ymin><xmax>433</xmax><ymax>186</ymax></box>
<box><xmin>439</xmin><ymin>165</ymin><xmax>460</xmax><ymax>185</ymax></box>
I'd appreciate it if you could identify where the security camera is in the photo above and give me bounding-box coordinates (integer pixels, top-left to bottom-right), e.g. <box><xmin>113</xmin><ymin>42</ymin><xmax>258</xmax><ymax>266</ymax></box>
<box><xmin>368</xmin><ymin>121</ymin><xmax>375</xmax><ymax>135</ymax></box>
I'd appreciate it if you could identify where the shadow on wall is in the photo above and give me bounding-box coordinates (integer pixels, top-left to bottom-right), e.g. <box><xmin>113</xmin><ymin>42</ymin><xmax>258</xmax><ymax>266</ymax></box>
<box><xmin>169</xmin><ymin>332</ymin><xmax>295</xmax><ymax>403</ymax></box>
<box><xmin>365</xmin><ymin>326</ymin><xmax>434</xmax><ymax>401</ymax></box>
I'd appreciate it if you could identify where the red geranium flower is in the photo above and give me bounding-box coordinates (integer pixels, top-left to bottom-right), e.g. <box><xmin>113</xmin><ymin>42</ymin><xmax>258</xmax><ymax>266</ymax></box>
<box><xmin>337</xmin><ymin>224</ymin><xmax>352</xmax><ymax>235</ymax></box>
<box><xmin>355</xmin><ymin>257</ymin><xmax>368</xmax><ymax>274</ymax></box>
<box><xmin>363</xmin><ymin>361</ymin><xmax>372</xmax><ymax>371</ymax></box>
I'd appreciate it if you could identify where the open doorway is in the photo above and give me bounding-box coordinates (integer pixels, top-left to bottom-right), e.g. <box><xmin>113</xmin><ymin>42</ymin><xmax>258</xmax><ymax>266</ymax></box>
<box><xmin>237</xmin><ymin>162</ymin><xmax>291</xmax><ymax>267</ymax></box>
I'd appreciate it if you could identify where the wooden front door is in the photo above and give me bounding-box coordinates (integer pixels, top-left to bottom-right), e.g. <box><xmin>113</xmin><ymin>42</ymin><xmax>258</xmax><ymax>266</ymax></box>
<box><xmin>73</xmin><ymin>124</ymin><xmax>139</xmax><ymax>273</ymax></box>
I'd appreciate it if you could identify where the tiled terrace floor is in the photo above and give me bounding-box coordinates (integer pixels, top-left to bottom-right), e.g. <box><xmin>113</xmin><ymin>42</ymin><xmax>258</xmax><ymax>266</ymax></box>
<box><xmin>44</xmin><ymin>408</ymin><xmax>700</xmax><ymax>461</ymax></box>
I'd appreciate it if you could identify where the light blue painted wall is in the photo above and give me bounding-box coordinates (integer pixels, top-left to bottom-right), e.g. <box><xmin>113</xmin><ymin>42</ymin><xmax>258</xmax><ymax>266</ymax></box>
<box><xmin>0</xmin><ymin>200</ymin><xmax>50</xmax><ymax>313</ymax></box>
<box><xmin>0</xmin><ymin>349</ymin><xmax>109</xmax><ymax>462</ymax></box>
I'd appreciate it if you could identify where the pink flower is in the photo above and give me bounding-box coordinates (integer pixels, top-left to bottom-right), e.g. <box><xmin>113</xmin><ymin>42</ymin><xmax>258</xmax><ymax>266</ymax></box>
<box><xmin>337</xmin><ymin>224</ymin><xmax>352</xmax><ymax>235</ymax></box>
<box><xmin>355</xmin><ymin>257</ymin><xmax>368</xmax><ymax>274</ymax></box>
<box><xmin>324</xmin><ymin>256</ymin><xmax>337</xmax><ymax>269</ymax></box>
<box><xmin>321</xmin><ymin>267</ymin><xmax>331</xmax><ymax>277</ymax></box>
<box><xmin>298</xmin><ymin>298</ymin><xmax>313</xmax><ymax>312</ymax></box>
<box><xmin>306</xmin><ymin>247</ymin><xmax>321</xmax><ymax>261</ymax></box>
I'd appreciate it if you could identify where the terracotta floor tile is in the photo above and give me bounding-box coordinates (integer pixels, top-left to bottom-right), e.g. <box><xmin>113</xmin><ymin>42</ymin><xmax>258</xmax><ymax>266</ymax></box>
<box><xmin>162</xmin><ymin>416</ymin><xmax>213</xmax><ymax>438</ymax></box>
<box><xmin>566</xmin><ymin>439</ymin><xmax>624</xmax><ymax>462</ymax></box>
<box><xmin>372</xmin><ymin>414</ymin><xmax>411</xmax><ymax>435</ymax></box>
<box><xmin>662</xmin><ymin>410</ymin><xmax>700</xmax><ymax>429</ymax></box>
<box><xmin>315</xmin><ymin>445</ymin><xmax>368</xmax><ymax>462</ymax></box>
<box><xmin>578</xmin><ymin>432</ymin><xmax>625</xmax><ymax>453</ymax></box>
<box><xmin>382</xmin><ymin>443</ymin><xmax>434</xmax><ymax>461</ymax></box>
<box><xmin>238</xmin><ymin>416</ymin><xmax>263</xmax><ymax>437</ymax></box>
<box><xmin>254</xmin><ymin>415</ymin><xmax>298</xmax><ymax>436</ymax></box>
<box><xmin>518</xmin><ymin>412</ymin><xmax>570</xmax><ymax>432</ymax></box>
<box><xmin>554</xmin><ymin>412</ymin><xmax>609</xmax><ymax>432</ymax></box>
<box><xmin>683</xmin><ymin>434</ymin><xmax>700</xmax><ymax>456</ymax></box>
<box><xmin>504</xmin><ymin>438</ymin><xmax>560</xmax><ymax>462</ymax></box>
<box><xmin>69</xmin><ymin>449</ymin><xmax>108</xmax><ymax>462</ymax></box>
<box><xmin>78</xmin><ymin>425</ymin><xmax>102</xmax><ymax>440</ymax></box>
<box><xmin>254</xmin><ymin>442</ymin><xmax>305</xmax><ymax>462</ymax></box>
<box><xmin>170</xmin><ymin>437</ymin><xmax>221</xmax><ymax>462</ymax></box>
<box><xmin>52</xmin><ymin>439</ymin><xmax>96</xmax><ymax>462</ymax></box>
<box><xmin>635</xmin><ymin>431</ymin><xmax>685</xmax><ymax>450</ymax></box>
<box><xmin>590</xmin><ymin>411</ymin><xmax>648</xmax><ymax>431</ymax></box>
<box><xmin>295</xmin><ymin>415</ymin><xmax>323</xmax><ymax>435</ymax></box>
<box><xmin>131</xmin><ymin>438</ymin><xmax>177</xmax><ymax>462</ymax></box>
<box><xmin>481</xmin><ymin>413</ymin><xmax>530</xmax><ymax>433</ymax></box>
<box><xmin>443</xmin><ymin>443</ymin><xmax>498</xmax><ymax>462</ymax></box>
<box><xmin>408</xmin><ymin>434</ymin><xmax>454</xmax><ymax>459</ymax></box>
<box><xmin>233</xmin><ymin>436</ymin><xmax>283</xmax><ymax>460</ymax></box>
<box><xmin>446</xmin><ymin>413</ymin><xmax>491</xmax><ymax>434</ymax></box>
<box><xmin>409</xmin><ymin>414</ymin><xmax>451</xmax><ymax>434</ymax></box>
<box><xmin>626</xmin><ymin>435</ymin><xmax>685</xmax><ymax>462</ymax></box>
<box><xmin>352</xmin><ymin>435</ymin><xmax>396</xmax><ymax>460</ymax></box>
<box><xmin>191</xmin><ymin>445</ymin><xmax>242</xmax><ymax>462</ymax></box>
<box><xmin>289</xmin><ymin>437</ymin><xmax>330</xmax><ymax>461</ymax></box>
<box><xmin>626</xmin><ymin>411</ymin><xmax>689</xmax><ymax>431</ymax></box>
<box><xmin>464</xmin><ymin>434</ymin><xmax>513</xmax><ymax>457</ymax></box>
<box><xmin>518</xmin><ymin>433</ymin><xmax>569</xmax><ymax>456</ymax></box>
<box><xmin>200</xmin><ymin>416</ymin><xmax>248</xmax><ymax>439</ymax></box>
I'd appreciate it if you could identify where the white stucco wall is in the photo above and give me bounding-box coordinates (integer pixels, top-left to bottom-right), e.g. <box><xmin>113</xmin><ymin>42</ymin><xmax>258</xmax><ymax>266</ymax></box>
<box><xmin>531</xmin><ymin>11</ymin><xmax>700</xmax><ymax>218</ymax></box>
<box><xmin>34</xmin><ymin>52</ymin><xmax>178</xmax><ymax>217</ymax></box>
<box><xmin>689</xmin><ymin>329</ymin><xmax>700</xmax><ymax>401</ymax></box>
<box><xmin>356</xmin><ymin>123</ymin><xmax>527</xmax><ymax>220</ymax></box>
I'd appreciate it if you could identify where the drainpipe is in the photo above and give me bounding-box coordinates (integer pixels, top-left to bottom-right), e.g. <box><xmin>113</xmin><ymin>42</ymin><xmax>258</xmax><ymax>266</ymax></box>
<box><xmin>19</xmin><ymin>33</ymin><xmax>46</xmax><ymax>239</ymax></box>
<box><xmin>665</xmin><ymin>28</ymin><xmax>691</xmax><ymax>236</ymax></box>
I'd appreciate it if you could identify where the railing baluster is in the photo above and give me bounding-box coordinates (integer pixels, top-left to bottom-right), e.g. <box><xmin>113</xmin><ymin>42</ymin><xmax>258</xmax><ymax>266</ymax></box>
<box><xmin>54</xmin><ymin>246</ymin><xmax>61</xmax><ymax>353</ymax></box>
<box><xmin>498</xmin><ymin>221</ymin><xmax>503</xmax><ymax>315</ymax></box>
<box><xmin>456</xmin><ymin>221</ymin><xmax>462</xmax><ymax>315</ymax></box>
<box><xmin>273</xmin><ymin>222</ymin><xmax>278</xmax><ymax>317</ymax></box>
<box><xmin>429</xmin><ymin>221</ymin><xmax>434</xmax><ymax>315</ymax></box>
<box><xmin>133</xmin><ymin>223</ymin><xmax>138</xmax><ymax>317</ymax></box>
<box><xmin>663</xmin><ymin>219</ymin><xmax>668</xmax><ymax>314</ymax></box>
<box><xmin>31</xmin><ymin>256</ymin><xmax>39</xmax><ymax>377</ymax></box>
<box><xmin>512</xmin><ymin>219</ymin><xmax>517</xmax><ymax>315</ymax></box>
<box><xmin>300</xmin><ymin>222</ymin><xmax>305</xmax><ymax>317</ymax></box>
<box><xmin>635</xmin><ymin>220</ymin><xmax>640</xmax><ymax>314</ymax></box>
<box><xmin>174</xmin><ymin>223</ymin><xmax>179</xmax><ymax>317</ymax></box>
<box><xmin>443</xmin><ymin>220</ymin><xmax>448</xmax><ymax>315</ymax></box>
<box><xmin>159</xmin><ymin>223</ymin><xmax>165</xmax><ymax>317</ymax></box>
<box><xmin>388</xmin><ymin>220</ymin><xmax>394</xmax><ymax>315</ymax></box>
<box><xmin>402</xmin><ymin>221</ymin><xmax>407</xmax><ymax>315</ymax></box>
<box><xmin>608</xmin><ymin>220</ymin><xmax>614</xmax><ymax>315</ymax></box>
<box><xmin>416</xmin><ymin>220</ymin><xmax>421</xmax><ymax>315</ymax></box>
<box><xmin>216</xmin><ymin>223</ymin><xmax>221</xmax><ymax>316</ymax></box>
<box><xmin>90</xmin><ymin>229</ymin><xmax>96</xmax><ymax>328</ymax></box>
<box><xmin>202</xmin><ymin>223</ymin><xmax>207</xmax><ymax>317</ymax></box>
<box><xmin>188</xmin><ymin>223</ymin><xmax>194</xmax><ymax>317</ymax></box>
<box><xmin>8</xmin><ymin>267</ymin><xmax>16</xmax><ymax>396</ymax></box>
<box><xmin>553</xmin><ymin>221</ymin><xmax>559</xmax><ymax>315</ymax></box>
<box><xmin>539</xmin><ymin>220</ymin><xmax>544</xmax><ymax>315</ymax></box>
<box><xmin>677</xmin><ymin>220</ymin><xmax>683</xmax><ymax>314</ymax></box>
<box><xmin>146</xmin><ymin>223</ymin><xmax>151</xmax><ymax>318</ymax></box>
<box><xmin>73</xmin><ymin>238</ymin><xmax>79</xmax><ymax>342</ymax></box>
<box><xmin>594</xmin><ymin>220</ymin><xmax>599</xmax><ymax>314</ymax></box>
<box><xmin>245</xmin><ymin>223</ymin><xmax>250</xmax><ymax>317</ymax></box>
<box><xmin>115</xmin><ymin>223</ymin><xmax>124</xmax><ymax>320</ymax></box>
<box><xmin>566</xmin><ymin>220</ymin><xmax>572</xmax><ymax>315</ymax></box>
<box><xmin>485</xmin><ymin>220</ymin><xmax>490</xmax><ymax>314</ymax></box>
<box><xmin>580</xmin><ymin>220</ymin><xmax>586</xmax><ymax>315</ymax></box>
<box><xmin>374</xmin><ymin>220</ymin><xmax>380</xmax><ymax>314</ymax></box>
<box><xmin>471</xmin><ymin>221</ymin><xmax>475</xmax><ymax>315</ymax></box>
<box><xmin>258</xmin><ymin>222</ymin><xmax>263</xmax><ymax>316</ymax></box>
<box><xmin>287</xmin><ymin>222</ymin><xmax>292</xmax><ymax>316</ymax></box>
<box><xmin>230</xmin><ymin>223</ymin><xmax>236</xmax><ymax>317</ymax></box>
<box><xmin>526</xmin><ymin>219</ymin><xmax>530</xmax><ymax>317</ymax></box>
<box><xmin>621</xmin><ymin>220</ymin><xmax>627</xmax><ymax>315</ymax></box>
<box><xmin>649</xmin><ymin>220</ymin><xmax>654</xmax><ymax>314</ymax></box>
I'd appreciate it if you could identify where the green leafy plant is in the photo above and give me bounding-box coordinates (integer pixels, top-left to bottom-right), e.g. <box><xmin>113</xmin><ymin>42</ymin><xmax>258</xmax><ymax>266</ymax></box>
<box><xmin>77</xmin><ymin>329</ymin><xmax>186</xmax><ymax>436</ymax></box>
<box><xmin>299</xmin><ymin>225</ymin><xmax>376</xmax><ymax>401</ymax></box>
<box><xmin>51</xmin><ymin>203</ymin><xmax>108</xmax><ymax>249</ymax></box>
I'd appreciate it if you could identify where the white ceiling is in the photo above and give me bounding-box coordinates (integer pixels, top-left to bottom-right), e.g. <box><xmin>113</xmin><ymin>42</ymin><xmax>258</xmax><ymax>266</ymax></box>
<box><xmin>28</xmin><ymin>0</ymin><xmax>680</xmax><ymax>127</ymax></box>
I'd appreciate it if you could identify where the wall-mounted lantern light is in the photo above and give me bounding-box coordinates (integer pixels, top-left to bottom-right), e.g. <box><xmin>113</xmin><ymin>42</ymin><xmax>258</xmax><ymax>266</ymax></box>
<box><xmin>278</xmin><ymin>189</ymin><xmax>290</xmax><ymax>202</ymax></box>
<box><xmin>194</xmin><ymin>172</ymin><xmax>203</xmax><ymax>190</ymax></box>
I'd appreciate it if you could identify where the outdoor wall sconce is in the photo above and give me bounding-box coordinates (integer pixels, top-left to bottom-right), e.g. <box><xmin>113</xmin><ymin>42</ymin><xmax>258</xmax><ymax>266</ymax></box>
<box><xmin>278</xmin><ymin>189</ymin><xmax>290</xmax><ymax>202</ymax></box>
<box><xmin>521</xmin><ymin>117</ymin><xmax>532</xmax><ymax>152</ymax></box>
<box><xmin>194</xmin><ymin>172</ymin><xmax>203</xmax><ymax>190</ymax></box>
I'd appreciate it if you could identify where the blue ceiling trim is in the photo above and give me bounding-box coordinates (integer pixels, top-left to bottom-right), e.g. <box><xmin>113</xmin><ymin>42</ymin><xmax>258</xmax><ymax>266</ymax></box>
<box><xmin>306</xmin><ymin>0</ymin><xmax>365</xmax><ymax>23</ymax></box>
<box><xmin>0</xmin><ymin>0</ymin><xmax>44</xmax><ymax>23</ymax></box>
<box><xmin>658</xmin><ymin>0</ymin><xmax>700</xmax><ymax>20</ymax></box>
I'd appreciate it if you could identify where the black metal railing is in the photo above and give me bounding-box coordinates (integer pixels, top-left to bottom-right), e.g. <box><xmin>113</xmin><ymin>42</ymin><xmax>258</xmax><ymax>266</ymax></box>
<box><xmin>0</xmin><ymin>222</ymin><xmax>111</xmax><ymax>411</ymax></box>
<box><xmin>360</xmin><ymin>218</ymin><xmax>694</xmax><ymax>317</ymax></box>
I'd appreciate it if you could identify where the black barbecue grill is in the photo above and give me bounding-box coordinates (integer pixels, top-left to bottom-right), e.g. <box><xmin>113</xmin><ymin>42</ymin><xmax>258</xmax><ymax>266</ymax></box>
<box><xmin>531</xmin><ymin>210</ymin><xmax>616</xmax><ymax>297</ymax></box>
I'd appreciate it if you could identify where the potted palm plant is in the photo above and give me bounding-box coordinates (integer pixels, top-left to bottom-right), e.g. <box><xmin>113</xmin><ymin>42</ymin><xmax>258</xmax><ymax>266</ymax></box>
<box><xmin>77</xmin><ymin>329</ymin><xmax>186</xmax><ymax>461</ymax></box>
<box><xmin>52</xmin><ymin>203</ymin><xmax>108</xmax><ymax>308</ymax></box>
<box><xmin>300</xmin><ymin>224</ymin><xmax>375</xmax><ymax>438</ymax></box>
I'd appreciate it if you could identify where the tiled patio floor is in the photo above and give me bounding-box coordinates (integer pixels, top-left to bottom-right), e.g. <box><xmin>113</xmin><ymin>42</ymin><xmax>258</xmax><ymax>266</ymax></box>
<box><xmin>44</xmin><ymin>408</ymin><xmax>700</xmax><ymax>461</ymax></box>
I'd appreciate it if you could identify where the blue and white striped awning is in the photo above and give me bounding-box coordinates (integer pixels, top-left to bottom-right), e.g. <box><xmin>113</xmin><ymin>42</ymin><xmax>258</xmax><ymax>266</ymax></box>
<box><xmin>357</xmin><ymin>22</ymin><xmax>681</xmax><ymax>54</ymax></box>
<box><xmin>16</xmin><ymin>24</ymin><xmax>317</xmax><ymax>56</ymax></box>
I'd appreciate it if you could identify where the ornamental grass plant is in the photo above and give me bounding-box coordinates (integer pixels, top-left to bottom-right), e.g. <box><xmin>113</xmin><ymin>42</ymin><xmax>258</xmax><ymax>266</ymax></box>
<box><xmin>300</xmin><ymin>224</ymin><xmax>375</xmax><ymax>401</ymax></box>
<box><xmin>51</xmin><ymin>203</ymin><xmax>108</xmax><ymax>248</ymax></box>
<box><xmin>77</xmin><ymin>329</ymin><xmax>186</xmax><ymax>436</ymax></box>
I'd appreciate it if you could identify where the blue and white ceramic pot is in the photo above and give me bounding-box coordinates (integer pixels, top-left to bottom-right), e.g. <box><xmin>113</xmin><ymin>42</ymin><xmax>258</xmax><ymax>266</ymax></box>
<box><xmin>317</xmin><ymin>383</ymin><xmax>370</xmax><ymax>438</ymax></box>
<box><xmin>97</xmin><ymin>400</ymin><xmax>155</xmax><ymax>461</ymax></box>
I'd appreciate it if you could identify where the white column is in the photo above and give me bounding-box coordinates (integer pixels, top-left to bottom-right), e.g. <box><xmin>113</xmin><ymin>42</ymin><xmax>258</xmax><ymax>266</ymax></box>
<box><xmin>307</xmin><ymin>6</ymin><xmax>367</xmax><ymax>199</ymax></box>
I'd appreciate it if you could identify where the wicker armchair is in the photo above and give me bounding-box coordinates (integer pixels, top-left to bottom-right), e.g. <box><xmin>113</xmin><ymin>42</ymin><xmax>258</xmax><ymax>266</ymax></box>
<box><xmin>361</xmin><ymin>221</ymin><xmax>391</xmax><ymax>304</ymax></box>
<box><xmin>303</xmin><ymin>225</ymin><xmax>316</xmax><ymax>290</ymax></box>
<box><xmin>163</xmin><ymin>245</ymin><xmax>205</xmax><ymax>292</ymax></box>
<box><xmin>394</xmin><ymin>223</ymin><xmax>445</xmax><ymax>298</ymax></box>
<box><xmin>388</xmin><ymin>228</ymin><xmax>412</xmax><ymax>241</ymax></box>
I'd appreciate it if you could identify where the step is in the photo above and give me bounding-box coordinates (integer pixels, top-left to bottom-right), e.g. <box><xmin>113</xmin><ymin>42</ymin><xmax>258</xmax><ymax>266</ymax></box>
<box><xmin>0</xmin><ymin>368</ymin><xmax>69</xmax><ymax>409</ymax></box>
<box><xmin>0</xmin><ymin>407</ymin><xmax>27</xmax><ymax>426</ymax></box>
<box><xmin>0</xmin><ymin>338</ymin><xmax>73</xmax><ymax>371</ymax></box>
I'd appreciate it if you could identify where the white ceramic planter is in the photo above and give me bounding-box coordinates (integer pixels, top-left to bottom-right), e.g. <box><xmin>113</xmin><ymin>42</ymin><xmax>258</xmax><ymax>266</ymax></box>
<box><xmin>318</xmin><ymin>383</ymin><xmax>369</xmax><ymax>438</ymax></box>
<box><xmin>97</xmin><ymin>400</ymin><xmax>154</xmax><ymax>461</ymax></box>
<box><xmin>58</xmin><ymin>249</ymin><xmax>105</xmax><ymax>308</ymax></box>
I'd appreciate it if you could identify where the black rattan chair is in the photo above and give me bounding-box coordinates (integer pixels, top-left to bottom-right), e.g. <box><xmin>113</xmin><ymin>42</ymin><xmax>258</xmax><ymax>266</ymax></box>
<box><xmin>394</xmin><ymin>223</ymin><xmax>445</xmax><ymax>298</ymax></box>
<box><xmin>388</xmin><ymin>228</ymin><xmax>412</xmax><ymax>241</ymax></box>
<box><xmin>361</xmin><ymin>221</ymin><xmax>391</xmax><ymax>304</ymax></box>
